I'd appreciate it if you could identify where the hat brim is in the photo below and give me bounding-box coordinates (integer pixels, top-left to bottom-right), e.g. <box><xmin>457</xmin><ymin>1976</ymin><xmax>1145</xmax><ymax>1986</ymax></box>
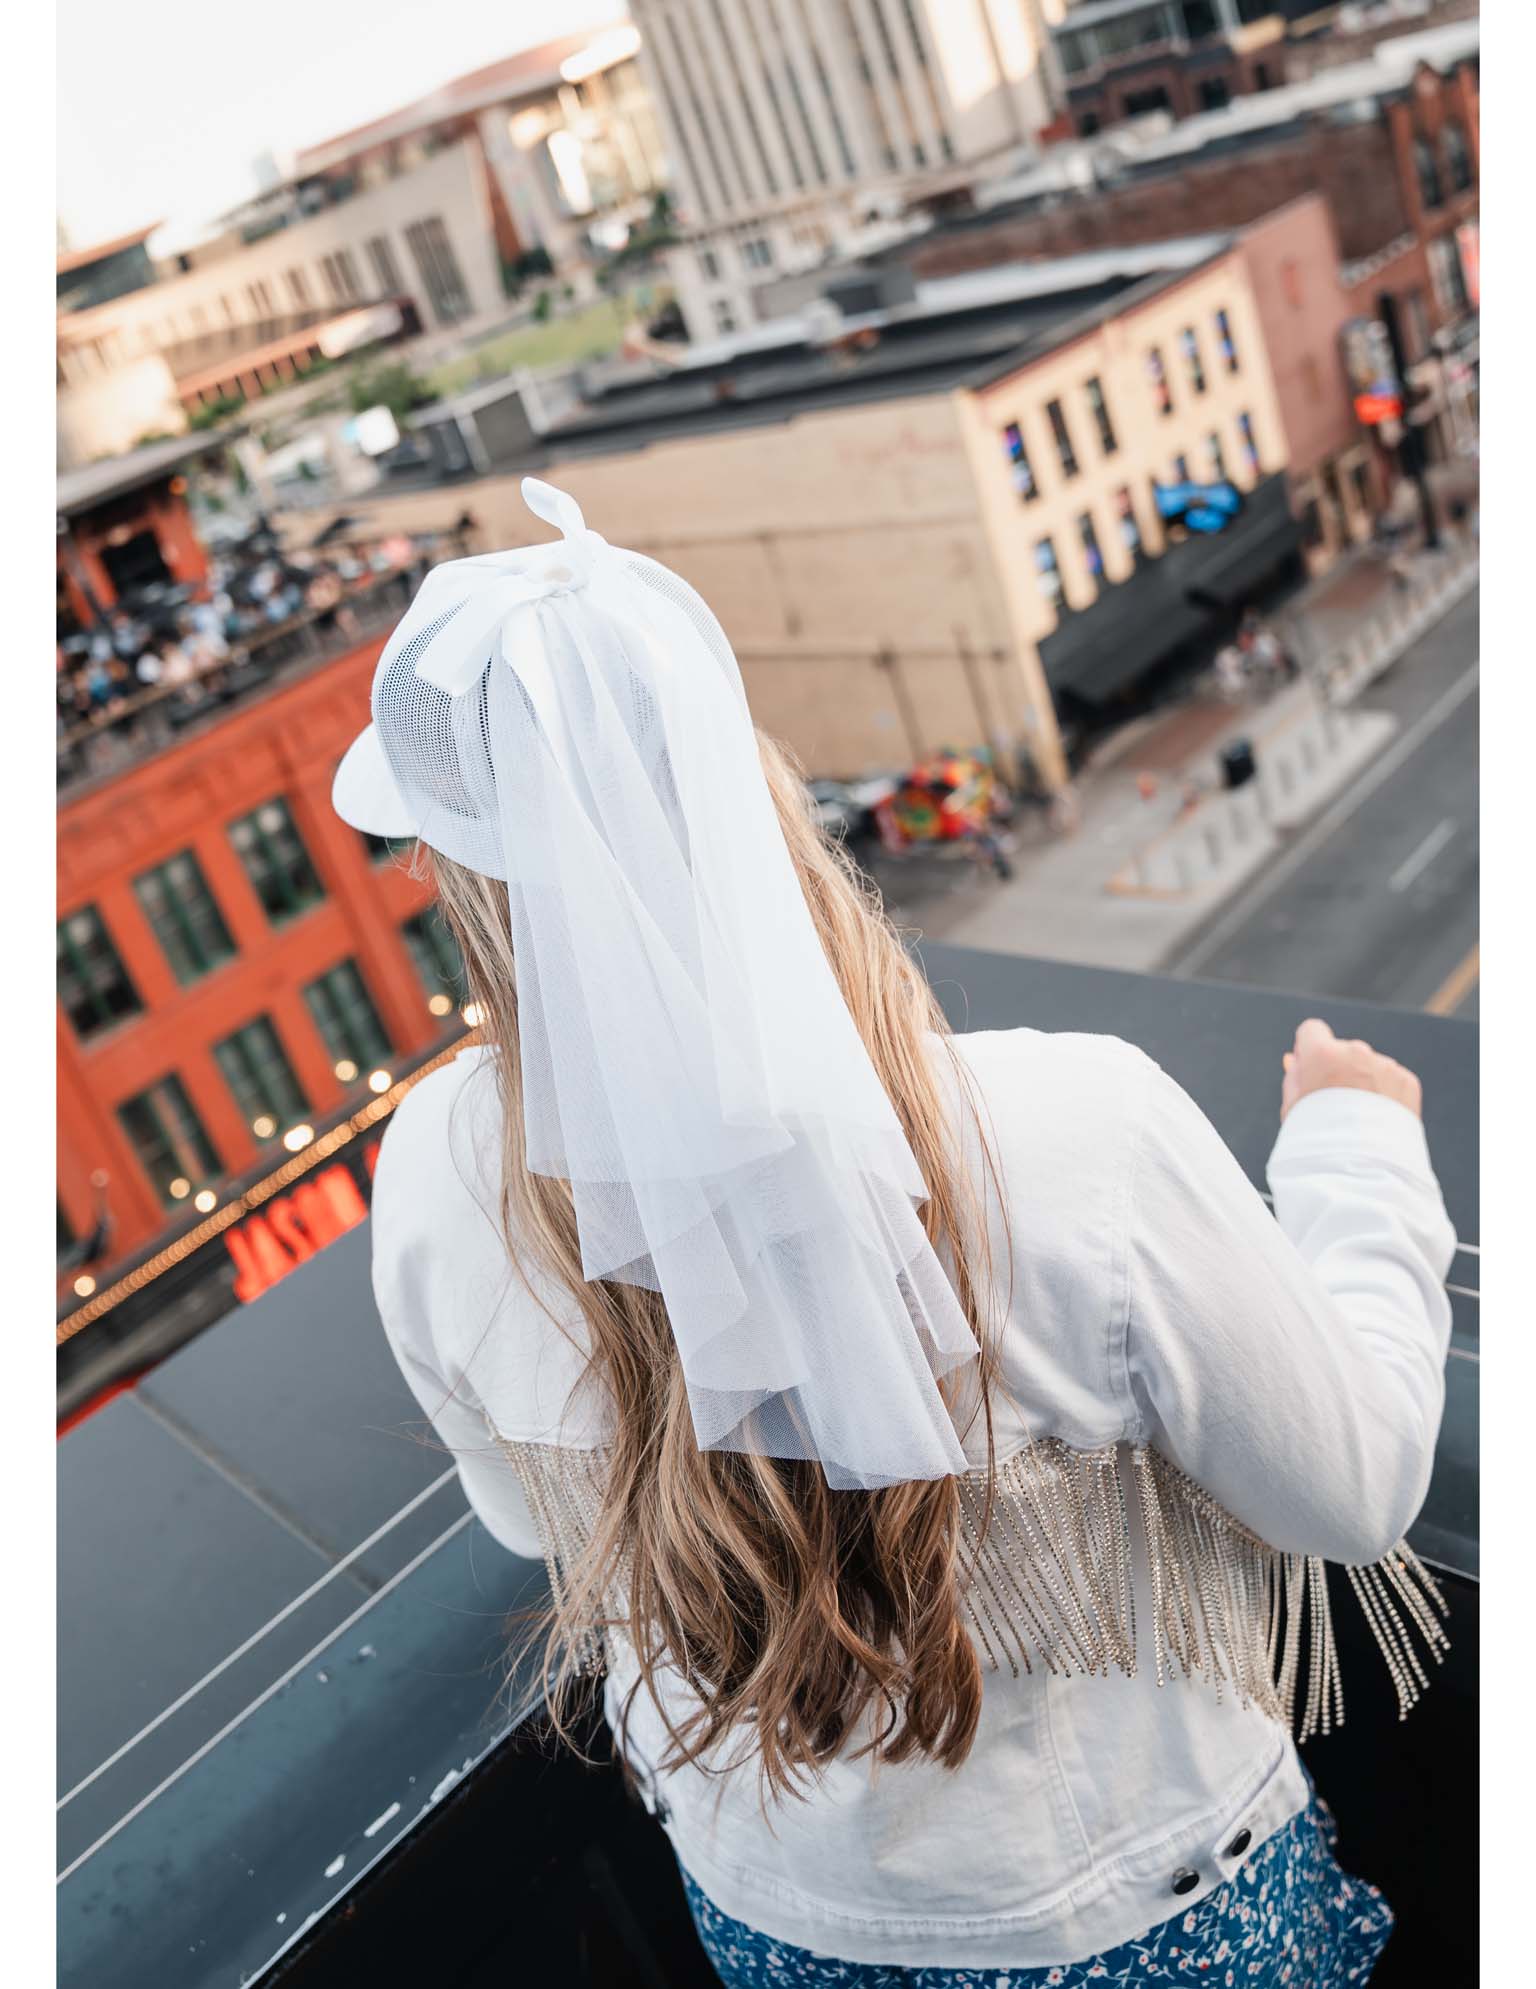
<box><xmin>332</xmin><ymin>724</ymin><xmax>419</xmax><ymax>839</ymax></box>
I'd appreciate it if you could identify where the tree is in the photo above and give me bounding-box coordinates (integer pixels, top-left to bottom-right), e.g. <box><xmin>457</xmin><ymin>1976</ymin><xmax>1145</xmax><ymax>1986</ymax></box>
<box><xmin>346</xmin><ymin>357</ymin><xmax>436</xmax><ymax>421</ymax></box>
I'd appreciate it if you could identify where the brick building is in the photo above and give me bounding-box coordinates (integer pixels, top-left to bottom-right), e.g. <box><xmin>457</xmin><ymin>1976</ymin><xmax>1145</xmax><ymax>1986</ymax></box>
<box><xmin>1048</xmin><ymin>0</ymin><xmax>1312</xmax><ymax>136</ymax></box>
<box><xmin>57</xmin><ymin>438</ymin><xmax>217</xmax><ymax>633</ymax></box>
<box><xmin>56</xmin><ymin>632</ymin><xmax>466</xmax><ymax>1288</ymax></box>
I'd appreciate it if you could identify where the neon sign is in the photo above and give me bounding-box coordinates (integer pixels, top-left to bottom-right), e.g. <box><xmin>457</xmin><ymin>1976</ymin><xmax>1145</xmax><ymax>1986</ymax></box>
<box><xmin>225</xmin><ymin>1154</ymin><xmax>375</xmax><ymax>1303</ymax></box>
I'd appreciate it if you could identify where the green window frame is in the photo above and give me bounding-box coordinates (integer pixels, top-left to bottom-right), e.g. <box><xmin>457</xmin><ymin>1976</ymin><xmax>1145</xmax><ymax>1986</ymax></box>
<box><xmin>58</xmin><ymin>906</ymin><xmax>142</xmax><ymax>1039</ymax></box>
<box><xmin>214</xmin><ymin>1016</ymin><xmax>309</xmax><ymax>1140</ymax></box>
<box><xmin>134</xmin><ymin>850</ymin><xmax>236</xmax><ymax>985</ymax></box>
<box><xmin>118</xmin><ymin>1074</ymin><xmax>221</xmax><ymax>1206</ymax></box>
<box><xmin>304</xmin><ymin>960</ymin><xmax>392</xmax><ymax>1077</ymax></box>
<box><xmin>402</xmin><ymin>908</ymin><xmax>466</xmax><ymax>1014</ymax></box>
<box><xmin>229</xmin><ymin>799</ymin><xmax>325</xmax><ymax>924</ymax></box>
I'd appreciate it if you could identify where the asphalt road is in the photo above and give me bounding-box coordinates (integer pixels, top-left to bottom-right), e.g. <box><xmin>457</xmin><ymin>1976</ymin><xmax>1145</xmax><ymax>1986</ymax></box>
<box><xmin>1167</xmin><ymin>587</ymin><xmax>1479</xmax><ymax>1015</ymax></box>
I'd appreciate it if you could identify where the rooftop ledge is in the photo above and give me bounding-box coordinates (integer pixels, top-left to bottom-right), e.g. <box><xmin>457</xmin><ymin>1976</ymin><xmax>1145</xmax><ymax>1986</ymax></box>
<box><xmin>57</xmin><ymin>947</ymin><xmax>1477</xmax><ymax>1988</ymax></box>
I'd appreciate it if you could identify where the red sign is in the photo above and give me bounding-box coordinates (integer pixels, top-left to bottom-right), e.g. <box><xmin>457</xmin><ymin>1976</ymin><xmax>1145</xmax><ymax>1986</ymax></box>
<box><xmin>1353</xmin><ymin>391</ymin><xmax>1404</xmax><ymax>426</ymax></box>
<box><xmin>225</xmin><ymin>1158</ymin><xmax>373</xmax><ymax>1304</ymax></box>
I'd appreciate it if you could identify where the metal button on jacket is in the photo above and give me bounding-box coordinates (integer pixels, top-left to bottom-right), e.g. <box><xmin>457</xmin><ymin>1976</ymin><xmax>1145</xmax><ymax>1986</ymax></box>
<box><xmin>1227</xmin><ymin>1828</ymin><xmax>1253</xmax><ymax>1857</ymax></box>
<box><xmin>1171</xmin><ymin>1868</ymin><xmax>1200</xmax><ymax>1895</ymax></box>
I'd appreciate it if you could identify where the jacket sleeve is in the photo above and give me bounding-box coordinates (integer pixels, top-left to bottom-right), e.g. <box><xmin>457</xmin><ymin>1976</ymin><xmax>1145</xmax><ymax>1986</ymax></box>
<box><xmin>379</xmin><ymin>1312</ymin><xmax>545</xmax><ymax>1562</ymax></box>
<box><xmin>1122</xmin><ymin>1057</ymin><xmax>1456</xmax><ymax>1564</ymax></box>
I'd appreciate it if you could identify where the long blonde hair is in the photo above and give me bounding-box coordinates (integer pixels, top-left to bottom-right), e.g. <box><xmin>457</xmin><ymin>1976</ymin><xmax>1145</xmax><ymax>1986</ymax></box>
<box><xmin>427</xmin><ymin>732</ymin><xmax>1002</xmax><ymax>1799</ymax></box>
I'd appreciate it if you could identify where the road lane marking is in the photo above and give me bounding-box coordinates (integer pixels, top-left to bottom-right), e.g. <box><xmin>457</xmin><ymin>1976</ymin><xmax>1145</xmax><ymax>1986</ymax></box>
<box><xmin>1168</xmin><ymin>658</ymin><xmax>1479</xmax><ymax>976</ymax></box>
<box><xmin>1426</xmin><ymin>943</ymin><xmax>1479</xmax><ymax>1016</ymax></box>
<box><xmin>1389</xmin><ymin>816</ymin><xmax>1457</xmax><ymax>892</ymax></box>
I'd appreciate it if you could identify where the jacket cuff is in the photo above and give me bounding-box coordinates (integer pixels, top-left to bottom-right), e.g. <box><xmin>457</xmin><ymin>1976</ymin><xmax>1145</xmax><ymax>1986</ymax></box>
<box><xmin>1268</xmin><ymin>1086</ymin><xmax>1435</xmax><ymax>1182</ymax></box>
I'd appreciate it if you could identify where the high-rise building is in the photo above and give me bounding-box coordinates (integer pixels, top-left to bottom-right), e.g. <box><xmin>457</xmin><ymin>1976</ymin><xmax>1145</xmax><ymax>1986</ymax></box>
<box><xmin>627</xmin><ymin>1</ymin><xmax>1065</xmax><ymax>336</ymax></box>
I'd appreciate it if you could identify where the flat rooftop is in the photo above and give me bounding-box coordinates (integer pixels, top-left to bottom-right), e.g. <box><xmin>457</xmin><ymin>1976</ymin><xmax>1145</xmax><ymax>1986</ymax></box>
<box><xmin>544</xmin><ymin>238</ymin><xmax>1229</xmax><ymax>458</ymax></box>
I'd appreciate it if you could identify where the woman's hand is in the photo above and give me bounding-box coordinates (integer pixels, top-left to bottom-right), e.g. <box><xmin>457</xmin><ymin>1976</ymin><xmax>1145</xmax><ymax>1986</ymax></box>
<box><xmin>1280</xmin><ymin>1017</ymin><xmax>1423</xmax><ymax>1123</ymax></box>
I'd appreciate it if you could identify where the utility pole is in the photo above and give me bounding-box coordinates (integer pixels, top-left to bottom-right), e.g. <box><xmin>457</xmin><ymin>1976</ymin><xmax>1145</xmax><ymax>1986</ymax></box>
<box><xmin>1376</xmin><ymin>290</ymin><xmax>1440</xmax><ymax>551</ymax></box>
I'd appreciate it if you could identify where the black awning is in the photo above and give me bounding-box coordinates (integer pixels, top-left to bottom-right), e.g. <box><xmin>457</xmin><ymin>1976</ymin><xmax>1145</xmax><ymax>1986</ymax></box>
<box><xmin>1039</xmin><ymin>474</ymin><xmax>1300</xmax><ymax>706</ymax></box>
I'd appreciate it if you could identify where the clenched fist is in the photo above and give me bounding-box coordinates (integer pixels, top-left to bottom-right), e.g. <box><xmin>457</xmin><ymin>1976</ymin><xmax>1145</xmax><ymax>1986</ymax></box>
<box><xmin>1280</xmin><ymin>1017</ymin><xmax>1423</xmax><ymax>1123</ymax></box>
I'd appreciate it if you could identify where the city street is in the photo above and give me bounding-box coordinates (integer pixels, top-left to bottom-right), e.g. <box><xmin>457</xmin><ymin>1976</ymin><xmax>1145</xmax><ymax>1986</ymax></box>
<box><xmin>1166</xmin><ymin>587</ymin><xmax>1479</xmax><ymax>1016</ymax></box>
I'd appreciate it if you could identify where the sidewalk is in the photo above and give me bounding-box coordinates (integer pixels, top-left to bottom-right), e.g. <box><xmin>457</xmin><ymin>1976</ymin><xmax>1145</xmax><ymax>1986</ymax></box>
<box><xmin>869</xmin><ymin>537</ymin><xmax>1478</xmax><ymax>973</ymax></box>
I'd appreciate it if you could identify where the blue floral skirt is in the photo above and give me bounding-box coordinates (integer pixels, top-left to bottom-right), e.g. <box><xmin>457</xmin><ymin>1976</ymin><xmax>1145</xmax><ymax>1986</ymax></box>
<box><xmin>680</xmin><ymin>1794</ymin><xmax>1393</xmax><ymax>1987</ymax></box>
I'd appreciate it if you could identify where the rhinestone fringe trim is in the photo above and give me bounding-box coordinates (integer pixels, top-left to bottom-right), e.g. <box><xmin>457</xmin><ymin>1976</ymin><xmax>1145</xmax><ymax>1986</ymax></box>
<box><xmin>498</xmin><ymin>1435</ymin><xmax>1451</xmax><ymax>1742</ymax></box>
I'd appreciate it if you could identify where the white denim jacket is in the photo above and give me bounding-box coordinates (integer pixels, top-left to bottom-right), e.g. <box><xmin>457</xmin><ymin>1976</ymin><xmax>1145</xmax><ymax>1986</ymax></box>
<box><xmin>371</xmin><ymin>1027</ymin><xmax>1455</xmax><ymax>1970</ymax></box>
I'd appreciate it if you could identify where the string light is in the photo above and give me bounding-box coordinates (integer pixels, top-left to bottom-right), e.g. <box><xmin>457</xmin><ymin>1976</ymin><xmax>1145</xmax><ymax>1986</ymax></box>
<box><xmin>252</xmin><ymin>1114</ymin><xmax>277</xmax><ymax>1139</ymax></box>
<box><xmin>193</xmin><ymin>1189</ymin><xmax>218</xmax><ymax>1213</ymax></box>
<box><xmin>168</xmin><ymin>1178</ymin><xmax>191</xmax><ymax>1200</ymax></box>
<box><xmin>334</xmin><ymin>1059</ymin><xmax>358</xmax><ymax>1082</ymax></box>
<box><xmin>367</xmin><ymin>1069</ymin><xmax>392</xmax><ymax>1094</ymax></box>
<box><xmin>56</xmin><ymin>1033</ymin><xmax>481</xmax><ymax>1347</ymax></box>
<box><xmin>461</xmin><ymin>1002</ymin><xmax>482</xmax><ymax>1028</ymax></box>
<box><xmin>282</xmin><ymin>1123</ymin><xmax>315</xmax><ymax>1152</ymax></box>
<box><xmin>427</xmin><ymin>993</ymin><xmax>453</xmax><ymax>1017</ymax></box>
<box><xmin>73</xmin><ymin>1275</ymin><xmax>96</xmax><ymax>1298</ymax></box>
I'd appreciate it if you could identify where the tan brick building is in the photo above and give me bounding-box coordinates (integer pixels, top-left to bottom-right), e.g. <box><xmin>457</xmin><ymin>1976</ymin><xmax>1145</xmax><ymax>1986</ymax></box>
<box><xmin>278</xmin><ymin>240</ymin><xmax>1295</xmax><ymax>793</ymax></box>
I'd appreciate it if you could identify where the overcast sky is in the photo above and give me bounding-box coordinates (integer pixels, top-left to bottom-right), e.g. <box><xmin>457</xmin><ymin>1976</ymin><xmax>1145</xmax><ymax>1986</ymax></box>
<box><xmin>57</xmin><ymin>0</ymin><xmax>627</xmax><ymax>250</ymax></box>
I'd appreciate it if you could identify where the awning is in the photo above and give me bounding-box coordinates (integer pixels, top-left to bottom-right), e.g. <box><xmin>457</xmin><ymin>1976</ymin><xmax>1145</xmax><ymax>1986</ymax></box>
<box><xmin>1039</xmin><ymin>474</ymin><xmax>1300</xmax><ymax>706</ymax></box>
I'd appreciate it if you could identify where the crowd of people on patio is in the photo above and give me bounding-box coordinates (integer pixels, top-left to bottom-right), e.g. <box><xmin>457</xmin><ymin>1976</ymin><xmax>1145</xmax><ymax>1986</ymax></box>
<box><xmin>57</xmin><ymin>519</ymin><xmax>474</xmax><ymax>750</ymax></box>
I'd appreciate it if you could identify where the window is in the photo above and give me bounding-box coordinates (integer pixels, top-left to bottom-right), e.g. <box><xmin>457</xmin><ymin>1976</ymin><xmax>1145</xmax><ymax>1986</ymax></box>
<box><xmin>304</xmin><ymin>960</ymin><xmax>392</xmax><ymax>1079</ymax></box>
<box><xmin>1206</xmin><ymin>430</ymin><xmax>1228</xmax><ymax>481</ymax></box>
<box><xmin>741</xmin><ymin>236</ymin><xmax>774</xmax><ymax>270</ymax></box>
<box><xmin>1180</xmin><ymin>0</ymin><xmax>1219</xmax><ymax>35</ymax></box>
<box><xmin>404</xmin><ymin>215</ymin><xmax>471</xmax><ymax>325</ymax></box>
<box><xmin>1147</xmin><ymin>345</ymin><xmax>1173</xmax><ymax>415</ymax></box>
<box><xmin>366</xmin><ymin>235</ymin><xmax>403</xmax><ymax>294</ymax></box>
<box><xmin>1404</xmin><ymin>288</ymin><xmax>1432</xmax><ymax>362</ymax></box>
<box><xmin>1123</xmin><ymin>87</ymin><xmax>1172</xmax><ymax>119</ymax></box>
<box><xmin>134</xmin><ymin>852</ymin><xmax>235</xmax><ymax>985</ymax></box>
<box><xmin>58</xmin><ymin>908</ymin><xmax>142</xmax><ymax>1039</ymax></box>
<box><xmin>1214</xmin><ymin>308</ymin><xmax>1239</xmax><ymax>373</ymax></box>
<box><xmin>1413</xmin><ymin>136</ymin><xmax>1444</xmax><ymax>212</ymax></box>
<box><xmin>1198</xmin><ymin>76</ymin><xmax>1230</xmax><ymax>113</ymax></box>
<box><xmin>712</xmin><ymin>299</ymin><xmax>737</xmax><ymax>334</ymax></box>
<box><xmin>698</xmin><ymin>247</ymin><xmax>720</xmax><ymax>282</ymax></box>
<box><xmin>1428</xmin><ymin>234</ymin><xmax>1470</xmax><ymax>318</ymax></box>
<box><xmin>1046</xmin><ymin>399</ymin><xmax>1079</xmax><ymax>478</ymax></box>
<box><xmin>1171</xmin><ymin>453</ymin><xmax>1191</xmax><ymax>484</ymax></box>
<box><xmin>402</xmin><ymin>908</ymin><xmax>466</xmax><ymax>1017</ymax></box>
<box><xmin>1085</xmin><ymin>376</ymin><xmax>1118</xmax><ymax>455</ymax></box>
<box><xmin>1442</xmin><ymin>118</ymin><xmax>1473</xmax><ymax>195</ymax></box>
<box><xmin>1180</xmin><ymin>327</ymin><xmax>1207</xmax><ymax>396</ymax></box>
<box><xmin>229</xmin><ymin>800</ymin><xmax>325</xmax><ymax>924</ymax></box>
<box><xmin>287</xmin><ymin>267</ymin><xmax>310</xmax><ymax>307</ymax></box>
<box><xmin>1078</xmin><ymin>512</ymin><xmax>1105</xmax><ymax>583</ymax></box>
<box><xmin>1237</xmin><ymin>411</ymin><xmax>1261</xmax><ymax>476</ymax></box>
<box><xmin>1115</xmin><ymin>487</ymin><xmax>1143</xmax><ymax>560</ymax></box>
<box><xmin>1253</xmin><ymin>61</ymin><xmax>1273</xmax><ymax>91</ymax></box>
<box><xmin>1077</xmin><ymin>111</ymin><xmax>1101</xmax><ymax>138</ymax></box>
<box><xmin>118</xmin><ymin>1075</ymin><xmax>221</xmax><ymax>1207</ymax></box>
<box><xmin>214</xmin><ymin>1017</ymin><xmax>308</xmax><ymax>1141</ymax></box>
<box><xmin>1001</xmin><ymin>422</ymin><xmax>1038</xmax><ymax>500</ymax></box>
<box><xmin>1033</xmin><ymin>537</ymin><xmax>1064</xmax><ymax>610</ymax></box>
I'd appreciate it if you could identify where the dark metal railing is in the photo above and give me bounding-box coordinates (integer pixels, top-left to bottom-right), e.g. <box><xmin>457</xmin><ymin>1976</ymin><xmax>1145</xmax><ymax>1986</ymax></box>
<box><xmin>56</xmin><ymin>574</ymin><xmax>415</xmax><ymax>801</ymax></box>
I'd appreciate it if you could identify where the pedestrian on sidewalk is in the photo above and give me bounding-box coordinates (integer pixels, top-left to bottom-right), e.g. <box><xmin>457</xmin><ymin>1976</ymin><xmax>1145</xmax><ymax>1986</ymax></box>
<box><xmin>336</xmin><ymin>478</ymin><xmax>1455</xmax><ymax>1989</ymax></box>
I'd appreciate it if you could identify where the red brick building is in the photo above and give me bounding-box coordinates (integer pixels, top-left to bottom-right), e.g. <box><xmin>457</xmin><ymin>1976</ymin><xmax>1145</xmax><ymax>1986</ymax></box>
<box><xmin>56</xmin><ymin>635</ymin><xmax>461</xmax><ymax>1288</ymax></box>
<box><xmin>57</xmin><ymin>437</ymin><xmax>215</xmax><ymax>632</ymax></box>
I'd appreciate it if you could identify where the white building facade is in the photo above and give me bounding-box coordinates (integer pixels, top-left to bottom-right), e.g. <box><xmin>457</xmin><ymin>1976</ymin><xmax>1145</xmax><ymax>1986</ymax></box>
<box><xmin>627</xmin><ymin>0</ymin><xmax>1067</xmax><ymax>336</ymax></box>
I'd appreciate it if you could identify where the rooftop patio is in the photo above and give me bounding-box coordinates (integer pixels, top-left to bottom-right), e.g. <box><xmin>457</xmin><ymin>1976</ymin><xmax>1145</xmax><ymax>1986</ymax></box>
<box><xmin>56</xmin><ymin>946</ymin><xmax>1477</xmax><ymax>1988</ymax></box>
